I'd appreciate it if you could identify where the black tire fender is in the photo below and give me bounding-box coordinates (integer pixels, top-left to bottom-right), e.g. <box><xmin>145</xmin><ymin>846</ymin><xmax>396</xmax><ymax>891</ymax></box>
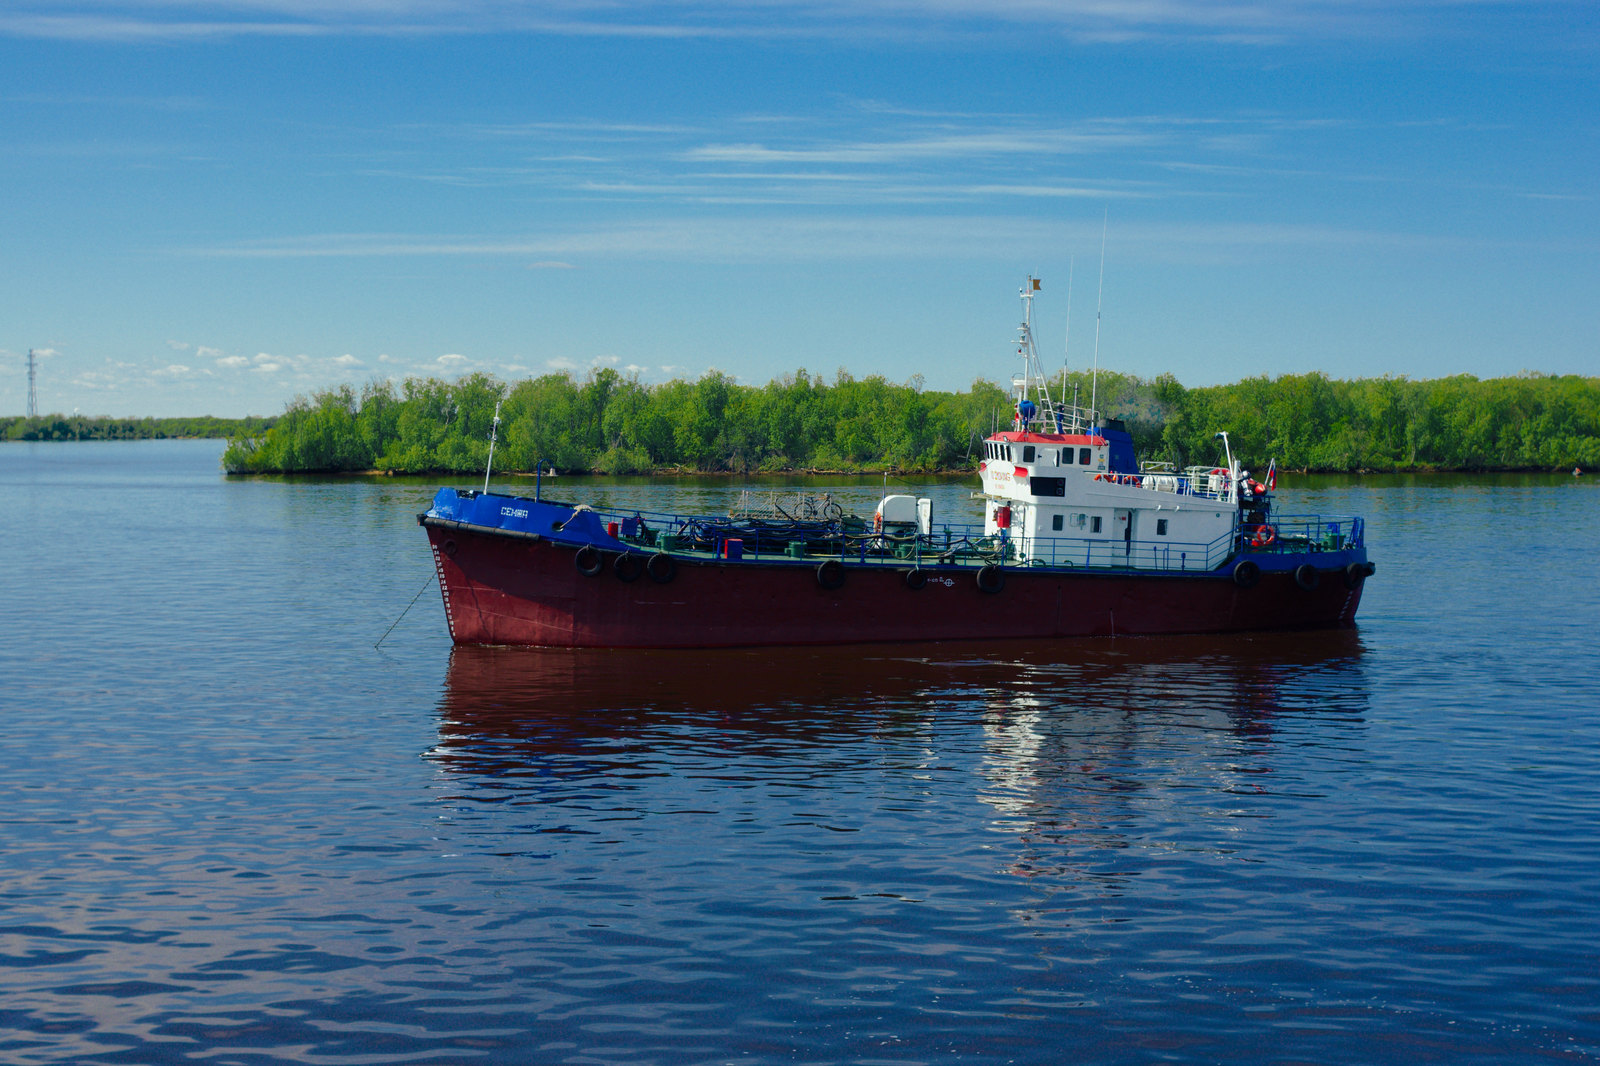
<box><xmin>646</xmin><ymin>552</ymin><xmax>677</xmax><ymax>584</ymax></box>
<box><xmin>575</xmin><ymin>545</ymin><xmax>604</xmax><ymax>577</ymax></box>
<box><xmin>1232</xmin><ymin>560</ymin><xmax>1260</xmax><ymax>589</ymax></box>
<box><xmin>976</xmin><ymin>564</ymin><xmax>1005</xmax><ymax>594</ymax></box>
<box><xmin>1343</xmin><ymin>560</ymin><xmax>1376</xmax><ymax>589</ymax></box>
<box><xmin>614</xmin><ymin>552</ymin><xmax>643</xmax><ymax>583</ymax></box>
<box><xmin>816</xmin><ymin>559</ymin><xmax>846</xmax><ymax>590</ymax></box>
<box><xmin>1294</xmin><ymin>563</ymin><xmax>1320</xmax><ymax>591</ymax></box>
<box><xmin>904</xmin><ymin>568</ymin><xmax>927</xmax><ymax>590</ymax></box>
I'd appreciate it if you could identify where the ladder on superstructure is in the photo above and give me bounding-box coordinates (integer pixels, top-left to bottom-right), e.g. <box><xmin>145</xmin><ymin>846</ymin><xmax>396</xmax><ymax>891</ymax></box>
<box><xmin>1013</xmin><ymin>277</ymin><xmax>1093</xmax><ymax>435</ymax></box>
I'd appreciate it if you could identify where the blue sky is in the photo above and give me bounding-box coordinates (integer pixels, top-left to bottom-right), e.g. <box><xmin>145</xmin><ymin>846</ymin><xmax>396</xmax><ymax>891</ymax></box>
<box><xmin>2</xmin><ymin>0</ymin><xmax>1595</xmax><ymax>417</ymax></box>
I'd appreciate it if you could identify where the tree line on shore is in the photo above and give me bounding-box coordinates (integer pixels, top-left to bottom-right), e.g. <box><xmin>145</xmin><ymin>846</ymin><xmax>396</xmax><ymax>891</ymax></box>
<box><xmin>218</xmin><ymin>367</ymin><xmax>1600</xmax><ymax>476</ymax></box>
<box><xmin>4</xmin><ymin>414</ymin><xmax>277</xmax><ymax>442</ymax></box>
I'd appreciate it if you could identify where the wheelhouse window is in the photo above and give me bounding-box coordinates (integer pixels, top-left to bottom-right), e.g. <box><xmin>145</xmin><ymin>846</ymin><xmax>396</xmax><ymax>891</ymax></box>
<box><xmin>1030</xmin><ymin>477</ymin><xmax>1065</xmax><ymax>497</ymax></box>
<box><xmin>1078</xmin><ymin>447</ymin><xmax>1092</xmax><ymax>465</ymax></box>
<box><xmin>1022</xmin><ymin>445</ymin><xmax>1036</xmax><ymax>463</ymax></box>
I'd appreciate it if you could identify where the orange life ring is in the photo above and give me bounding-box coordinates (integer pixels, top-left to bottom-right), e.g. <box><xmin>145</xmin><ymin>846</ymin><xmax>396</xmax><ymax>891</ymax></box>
<box><xmin>1250</xmin><ymin>524</ymin><xmax>1277</xmax><ymax>548</ymax></box>
<box><xmin>873</xmin><ymin>511</ymin><xmax>883</xmax><ymax>532</ymax></box>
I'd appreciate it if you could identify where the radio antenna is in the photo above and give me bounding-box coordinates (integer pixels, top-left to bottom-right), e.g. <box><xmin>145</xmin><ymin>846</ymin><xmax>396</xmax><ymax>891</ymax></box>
<box><xmin>1061</xmin><ymin>257</ymin><xmax>1074</xmax><ymax>432</ymax></box>
<box><xmin>1090</xmin><ymin>211</ymin><xmax>1106</xmax><ymax>424</ymax></box>
<box><xmin>483</xmin><ymin>398</ymin><xmax>503</xmax><ymax>493</ymax></box>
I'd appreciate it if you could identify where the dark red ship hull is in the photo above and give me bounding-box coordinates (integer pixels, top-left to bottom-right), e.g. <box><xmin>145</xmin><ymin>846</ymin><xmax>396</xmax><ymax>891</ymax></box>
<box><xmin>424</xmin><ymin>522</ymin><xmax>1366</xmax><ymax>649</ymax></box>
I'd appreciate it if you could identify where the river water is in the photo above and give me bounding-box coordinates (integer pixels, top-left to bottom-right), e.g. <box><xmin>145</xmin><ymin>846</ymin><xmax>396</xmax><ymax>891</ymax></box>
<box><xmin>2</xmin><ymin>440</ymin><xmax>1597</xmax><ymax>1065</ymax></box>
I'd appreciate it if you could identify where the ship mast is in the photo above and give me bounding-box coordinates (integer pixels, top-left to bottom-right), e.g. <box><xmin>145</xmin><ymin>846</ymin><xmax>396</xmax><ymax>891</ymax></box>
<box><xmin>1012</xmin><ymin>276</ymin><xmax>1061</xmax><ymax>433</ymax></box>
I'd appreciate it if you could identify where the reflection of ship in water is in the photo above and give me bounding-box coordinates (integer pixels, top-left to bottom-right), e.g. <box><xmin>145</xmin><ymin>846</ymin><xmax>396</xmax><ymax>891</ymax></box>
<box><xmin>435</xmin><ymin>633</ymin><xmax>1368</xmax><ymax>906</ymax></box>
<box><xmin>435</xmin><ymin>632</ymin><xmax>1367</xmax><ymax>773</ymax></box>
<box><xmin>972</xmin><ymin>630</ymin><xmax>1370</xmax><ymax>888</ymax></box>
<box><xmin>433</xmin><ymin>642</ymin><xmax>954</xmax><ymax>775</ymax></box>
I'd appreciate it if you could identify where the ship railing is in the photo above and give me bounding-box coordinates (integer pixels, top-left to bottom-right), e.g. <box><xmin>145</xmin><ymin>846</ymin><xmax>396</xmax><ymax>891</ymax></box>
<box><xmin>728</xmin><ymin>490</ymin><xmax>844</xmax><ymax>522</ymax></box>
<box><xmin>587</xmin><ymin>505</ymin><xmax>1250</xmax><ymax>573</ymax></box>
<box><xmin>1011</xmin><ymin>527</ymin><xmax>1238</xmax><ymax>572</ymax></box>
<box><xmin>1099</xmin><ymin>467</ymin><xmax>1240</xmax><ymax>503</ymax></box>
<box><xmin>1033</xmin><ymin>400</ymin><xmax>1098</xmax><ymax>435</ymax></box>
<box><xmin>1239</xmin><ymin>513</ymin><xmax>1365</xmax><ymax>553</ymax></box>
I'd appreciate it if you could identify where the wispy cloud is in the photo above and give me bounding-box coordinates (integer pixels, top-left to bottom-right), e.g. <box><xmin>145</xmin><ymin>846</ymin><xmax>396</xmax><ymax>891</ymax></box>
<box><xmin>0</xmin><ymin>0</ymin><xmax>1564</xmax><ymax>45</ymax></box>
<box><xmin>336</xmin><ymin>109</ymin><xmax>1372</xmax><ymax>213</ymax></box>
<box><xmin>683</xmin><ymin>128</ymin><xmax>1158</xmax><ymax>165</ymax></box>
<box><xmin>3</xmin><ymin>91</ymin><xmax>212</xmax><ymax>111</ymax></box>
<box><xmin>182</xmin><ymin>216</ymin><xmax>1450</xmax><ymax>265</ymax></box>
<box><xmin>0</xmin><ymin>14</ymin><xmax>340</xmax><ymax>42</ymax></box>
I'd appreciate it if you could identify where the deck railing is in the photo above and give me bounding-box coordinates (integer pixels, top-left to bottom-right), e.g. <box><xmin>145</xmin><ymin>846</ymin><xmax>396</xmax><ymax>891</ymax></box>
<box><xmin>1012</xmin><ymin>527</ymin><xmax>1238</xmax><ymax>572</ymax></box>
<box><xmin>571</xmin><ymin>506</ymin><xmax>1363</xmax><ymax>574</ymax></box>
<box><xmin>1242</xmin><ymin>513</ymin><xmax>1365</xmax><ymax>554</ymax></box>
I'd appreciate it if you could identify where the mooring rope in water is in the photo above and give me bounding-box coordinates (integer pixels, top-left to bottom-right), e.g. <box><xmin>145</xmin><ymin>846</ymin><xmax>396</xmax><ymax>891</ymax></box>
<box><xmin>374</xmin><ymin>572</ymin><xmax>436</xmax><ymax>650</ymax></box>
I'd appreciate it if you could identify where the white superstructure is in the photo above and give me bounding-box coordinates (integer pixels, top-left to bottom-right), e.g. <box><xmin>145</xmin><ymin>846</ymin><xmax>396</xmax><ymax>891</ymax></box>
<box><xmin>970</xmin><ymin>279</ymin><xmax>1260</xmax><ymax>572</ymax></box>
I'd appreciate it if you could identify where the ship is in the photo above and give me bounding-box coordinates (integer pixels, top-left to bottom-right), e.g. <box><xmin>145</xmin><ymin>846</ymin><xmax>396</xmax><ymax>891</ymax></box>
<box><xmin>419</xmin><ymin>278</ymin><xmax>1375</xmax><ymax>648</ymax></box>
